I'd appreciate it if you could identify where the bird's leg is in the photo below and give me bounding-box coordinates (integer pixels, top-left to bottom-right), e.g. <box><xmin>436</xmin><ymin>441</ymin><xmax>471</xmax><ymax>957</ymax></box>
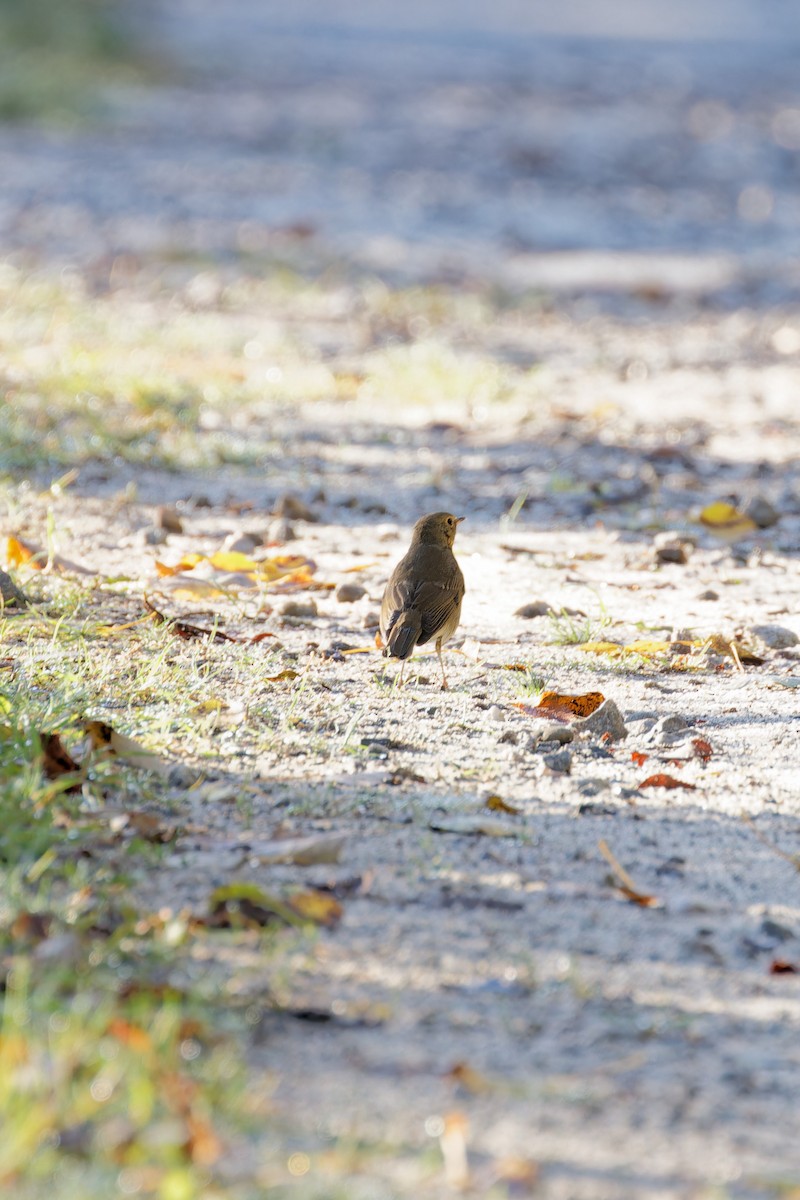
<box><xmin>397</xmin><ymin>659</ymin><xmax>406</xmax><ymax>688</ymax></box>
<box><xmin>436</xmin><ymin>640</ymin><xmax>449</xmax><ymax>690</ymax></box>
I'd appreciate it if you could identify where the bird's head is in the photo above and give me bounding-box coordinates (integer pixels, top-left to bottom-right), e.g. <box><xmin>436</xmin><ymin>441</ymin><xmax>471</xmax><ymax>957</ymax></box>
<box><xmin>411</xmin><ymin>511</ymin><xmax>464</xmax><ymax>548</ymax></box>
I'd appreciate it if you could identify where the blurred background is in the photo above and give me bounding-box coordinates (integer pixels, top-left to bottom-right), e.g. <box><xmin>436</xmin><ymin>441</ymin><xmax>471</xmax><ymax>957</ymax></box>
<box><xmin>3</xmin><ymin>0</ymin><xmax>800</xmax><ymax>301</ymax></box>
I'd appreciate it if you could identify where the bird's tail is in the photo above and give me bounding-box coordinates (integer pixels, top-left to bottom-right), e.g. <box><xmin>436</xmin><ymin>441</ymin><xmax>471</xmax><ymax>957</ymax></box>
<box><xmin>384</xmin><ymin>610</ymin><xmax>422</xmax><ymax>661</ymax></box>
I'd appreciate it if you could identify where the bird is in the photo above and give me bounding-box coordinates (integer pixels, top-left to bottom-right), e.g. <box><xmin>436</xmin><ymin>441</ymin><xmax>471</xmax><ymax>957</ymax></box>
<box><xmin>379</xmin><ymin>512</ymin><xmax>465</xmax><ymax>689</ymax></box>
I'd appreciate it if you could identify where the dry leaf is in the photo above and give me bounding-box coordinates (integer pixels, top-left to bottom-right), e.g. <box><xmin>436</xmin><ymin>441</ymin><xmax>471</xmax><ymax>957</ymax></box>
<box><xmin>578</xmin><ymin>641</ymin><xmax>623</xmax><ymax>655</ymax></box>
<box><xmin>143</xmin><ymin>596</ymin><xmax>241</xmax><ymax>642</ymax></box>
<box><xmin>208</xmin><ymin>550</ymin><xmax>259</xmax><ymax>572</ymax></box>
<box><xmin>459</xmin><ymin>638</ymin><xmax>484</xmax><ymax>663</ymax></box>
<box><xmin>691</xmin><ymin>737</ymin><xmax>713</xmax><ymax>762</ymax></box>
<box><xmin>445</xmin><ymin>1061</ymin><xmax>494</xmax><ymax>1094</ymax></box>
<box><xmin>630</xmin><ymin>751</ymin><xmax>649</xmax><ymax>767</ymax></box>
<box><xmin>265</xmin><ymin>669</ymin><xmax>299</xmax><ymax>682</ymax></box>
<box><xmin>287</xmin><ymin>889</ymin><xmax>343</xmax><ymax>927</ymax></box>
<box><xmin>430</xmin><ymin>814</ymin><xmax>521</xmax><ymax>837</ymax></box>
<box><xmin>702</xmin><ymin>634</ymin><xmax>764</xmax><ymax>666</ymax></box>
<box><xmin>7</xmin><ymin>535</ymin><xmax>91</xmax><ymax>575</ymax></box>
<box><xmin>770</xmin><ymin>959</ymin><xmax>798</xmax><ymax>974</ymax></box>
<box><xmin>107</xmin><ymin>1017</ymin><xmax>152</xmax><ymax>1054</ymax></box>
<box><xmin>598</xmin><ymin>838</ymin><xmax>660</xmax><ymax>907</ymax></box>
<box><xmin>40</xmin><ymin>733</ymin><xmax>83</xmax><ymax>790</ymax></box>
<box><xmin>207</xmin><ymin>883</ymin><xmax>300</xmax><ymax>929</ymax></box>
<box><xmin>110</xmin><ymin>811</ymin><xmax>177</xmax><ymax>843</ymax></box>
<box><xmin>251</xmin><ymin>832</ymin><xmax>345</xmax><ymax>866</ymax></box>
<box><xmin>537</xmin><ymin>690</ymin><xmax>605</xmax><ymax>718</ymax></box>
<box><xmin>639</xmin><ymin>773</ymin><xmax>696</xmax><ymax>790</ymax></box>
<box><xmin>485</xmin><ymin>795</ymin><xmax>522</xmax><ymax>815</ymax></box>
<box><xmin>84</xmin><ymin>720</ymin><xmax>171</xmax><ymax>776</ymax></box>
<box><xmin>699</xmin><ymin>501</ymin><xmax>757</xmax><ymax>540</ymax></box>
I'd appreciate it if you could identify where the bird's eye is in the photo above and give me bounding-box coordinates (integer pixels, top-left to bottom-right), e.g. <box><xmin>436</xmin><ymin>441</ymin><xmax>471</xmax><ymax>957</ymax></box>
<box><xmin>447</xmin><ymin>517</ymin><xmax>453</xmax><ymax>525</ymax></box>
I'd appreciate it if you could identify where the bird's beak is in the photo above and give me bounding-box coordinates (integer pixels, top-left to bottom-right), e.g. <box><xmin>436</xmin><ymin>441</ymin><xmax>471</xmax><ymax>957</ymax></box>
<box><xmin>456</xmin><ymin>516</ymin><xmax>465</xmax><ymax>524</ymax></box>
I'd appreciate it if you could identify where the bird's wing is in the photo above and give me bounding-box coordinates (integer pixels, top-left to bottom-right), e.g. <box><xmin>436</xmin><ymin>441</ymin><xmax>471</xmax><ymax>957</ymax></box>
<box><xmin>413</xmin><ymin>577</ymin><xmax>463</xmax><ymax>644</ymax></box>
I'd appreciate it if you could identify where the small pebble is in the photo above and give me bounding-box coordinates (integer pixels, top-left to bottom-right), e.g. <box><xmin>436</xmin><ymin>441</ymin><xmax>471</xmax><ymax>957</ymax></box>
<box><xmin>653</xmin><ymin>530</ymin><xmax>694</xmax><ymax>564</ymax></box>
<box><xmin>748</xmin><ymin>623</ymin><xmax>799</xmax><ymax>650</ymax></box>
<box><xmin>362</xmin><ymin>611</ymin><xmax>380</xmax><ymax>629</ymax></box>
<box><xmin>514</xmin><ymin>600</ymin><xmax>554</xmax><ymax>618</ymax></box>
<box><xmin>644</xmin><ymin>714</ymin><xmax>690</xmax><ymax>745</ymax></box>
<box><xmin>279</xmin><ymin>599</ymin><xmax>318</xmax><ymax>618</ymax></box>
<box><xmin>336</xmin><ymin>582</ymin><xmax>367</xmax><ymax>603</ymax></box>
<box><xmin>488</xmin><ymin>705</ymin><xmax>505</xmax><ymax>722</ymax></box>
<box><xmin>745</xmin><ymin>495</ymin><xmax>779</xmax><ymax>528</ymax></box>
<box><xmin>543</xmin><ymin>748</ymin><xmax>572</xmax><ymax>774</ymax></box>
<box><xmin>266</xmin><ymin>517</ymin><xmax>295</xmax><ymax>543</ymax></box>
<box><xmin>274</xmin><ymin>492</ymin><xmax>319</xmax><ymax>522</ymax></box>
<box><xmin>526</xmin><ymin>720</ymin><xmax>575</xmax><ymax>746</ymax></box>
<box><xmin>222</xmin><ymin>530</ymin><xmax>261</xmax><ymax>554</ymax></box>
<box><xmin>157</xmin><ymin>504</ymin><xmax>183</xmax><ymax>533</ymax></box>
<box><xmin>697</xmin><ymin>588</ymin><xmax>719</xmax><ymax>601</ymax></box>
<box><xmin>144</xmin><ymin>527</ymin><xmax>169</xmax><ymax>545</ymax></box>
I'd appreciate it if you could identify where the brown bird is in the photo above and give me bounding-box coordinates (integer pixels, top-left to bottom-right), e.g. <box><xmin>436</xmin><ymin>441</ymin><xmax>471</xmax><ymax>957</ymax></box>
<box><xmin>380</xmin><ymin>512</ymin><xmax>465</xmax><ymax>689</ymax></box>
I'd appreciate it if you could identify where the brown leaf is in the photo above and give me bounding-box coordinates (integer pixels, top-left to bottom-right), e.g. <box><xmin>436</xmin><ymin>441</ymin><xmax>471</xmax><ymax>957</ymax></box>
<box><xmin>691</xmin><ymin>737</ymin><xmax>714</xmax><ymax>762</ymax></box>
<box><xmin>265</xmin><ymin>669</ymin><xmax>299</xmax><ymax>682</ymax></box>
<box><xmin>445</xmin><ymin>1061</ymin><xmax>494</xmax><ymax>1094</ymax></box>
<box><xmin>485</xmin><ymin>795</ymin><xmax>522</xmax><ymax>815</ymax></box>
<box><xmin>639</xmin><ymin>773</ymin><xmax>696</xmax><ymax>790</ymax></box>
<box><xmin>110</xmin><ymin>811</ymin><xmax>178</xmax><ymax>843</ymax></box>
<box><xmin>770</xmin><ymin>959</ymin><xmax>798</xmax><ymax>974</ymax></box>
<box><xmin>143</xmin><ymin>596</ymin><xmax>241</xmax><ymax>642</ymax></box>
<box><xmin>40</xmin><ymin>732</ymin><xmax>83</xmax><ymax>790</ymax></box>
<box><xmin>536</xmin><ymin>690</ymin><xmax>605</xmax><ymax>718</ymax></box>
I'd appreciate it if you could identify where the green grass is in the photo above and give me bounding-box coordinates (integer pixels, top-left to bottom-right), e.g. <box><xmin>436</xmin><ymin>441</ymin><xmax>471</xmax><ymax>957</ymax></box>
<box><xmin>0</xmin><ymin>0</ymin><xmax>148</xmax><ymax>121</ymax></box>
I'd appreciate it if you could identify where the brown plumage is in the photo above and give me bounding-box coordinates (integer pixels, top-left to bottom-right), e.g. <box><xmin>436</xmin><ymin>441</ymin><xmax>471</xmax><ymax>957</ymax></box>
<box><xmin>379</xmin><ymin>512</ymin><xmax>465</xmax><ymax>689</ymax></box>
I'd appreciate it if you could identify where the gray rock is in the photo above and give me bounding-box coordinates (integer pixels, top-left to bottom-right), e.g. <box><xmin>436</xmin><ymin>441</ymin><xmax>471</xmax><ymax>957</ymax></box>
<box><xmin>573</xmin><ymin>699</ymin><xmax>628</xmax><ymax>742</ymax></box>
<box><xmin>577</xmin><ymin>778</ymin><xmax>610</xmax><ymax>797</ymax></box>
<box><xmin>748</xmin><ymin>623</ymin><xmax>799</xmax><ymax>650</ymax></box>
<box><xmin>266</xmin><ymin>517</ymin><xmax>296</xmax><ymax>544</ymax></box>
<box><xmin>653</xmin><ymin>531</ymin><xmax>694</xmax><ymax>563</ymax></box>
<box><xmin>697</xmin><ymin>588</ymin><xmax>719</xmax><ymax>601</ymax></box>
<box><xmin>527</xmin><ymin>720</ymin><xmax>575</xmax><ymax>745</ymax></box>
<box><xmin>362</xmin><ymin>611</ymin><xmax>380</xmax><ymax>629</ymax></box>
<box><xmin>280</xmin><ymin>598</ymin><xmax>318</xmax><ymax>618</ymax></box>
<box><xmin>0</xmin><ymin>568</ymin><xmax>28</xmax><ymax>608</ymax></box>
<box><xmin>156</xmin><ymin>504</ymin><xmax>183</xmax><ymax>533</ymax></box>
<box><xmin>222</xmin><ymin>530</ymin><xmax>261</xmax><ymax>554</ymax></box>
<box><xmin>745</xmin><ymin>495</ymin><xmax>779</xmax><ymax>529</ymax></box>
<box><xmin>543</xmin><ymin>748</ymin><xmax>572</xmax><ymax>774</ymax></box>
<box><xmin>144</xmin><ymin>526</ymin><xmax>169</xmax><ymax>545</ymax></box>
<box><xmin>514</xmin><ymin>600</ymin><xmax>554</xmax><ymax>618</ymax></box>
<box><xmin>487</xmin><ymin>705</ymin><xmax>505</xmax><ymax>722</ymax></box>
<box><xmin>336</xmin><ymin>582</ymin><xmax>367</xmax><ymax>603</ymax></box>
<box><xmin>274</xmin><ymin>492</ymin><xmax>319</xmax><ymax>522</ymax></box>
<box><xmin>644</xmin><ymin>714</ymin><xmax>690</xmax><ymax>745</ymax></box>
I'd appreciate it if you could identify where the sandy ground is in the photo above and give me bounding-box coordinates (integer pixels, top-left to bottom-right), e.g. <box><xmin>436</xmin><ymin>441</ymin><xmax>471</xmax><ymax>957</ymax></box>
<box><xmin>4</xmin><ymin>3</ymin><xmax>800</xmax><ymax>1196</ymax></box>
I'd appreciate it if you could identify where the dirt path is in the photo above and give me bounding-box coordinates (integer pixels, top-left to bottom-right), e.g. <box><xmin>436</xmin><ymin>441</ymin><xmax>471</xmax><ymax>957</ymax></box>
<box><xmin>4</xmin><ymin>5</ymin><xmax>800</xmax><ymax>1197</ymax></box>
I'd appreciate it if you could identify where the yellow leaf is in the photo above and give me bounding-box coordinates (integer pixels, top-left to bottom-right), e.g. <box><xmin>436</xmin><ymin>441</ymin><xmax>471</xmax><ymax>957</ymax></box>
<box><xmin>190</xmin><ymin>698</ymin><xmax>227</xmax><ymax>714</ymax></box>
<box><xmin>256</xmin><ymin>555</ymin><xmax>315</xmax><ymax>582</ymax></box>
<box><xmin>288</xmin><ymin>889</ymin><xmax>343</xmax><ymax>927</ymax></box>
<box><xmin>624</xmin><ymin>639</ymin><xmax>672</xmax><ymax>655</ymax></box>
<box><xmin>155</xmin><ymin>553</ymin><xmax>204</xmax><ymax>577</ymax></box>
<box><xmin>208</xmin><ymin>550</ymin><xmax>259</xmax><ymax>572</ymax></box>
<box><xmin>158</xmin><ymin>575</ymin><xmax>230</xmax><ymax>600</ymax></box>
<box><xmin>7</xmin><ymin>535</ymin><xmax>43</xmax><ymax>569</ymax></box>
<box><xmin>265</xmin><ymin>669</ymin><xmax>299</xmax><ymax>682</ymax></box>
<box><xmin>699</xmin><ymin>501</ymin><xmax>757</xmax><ymax>540</ymax></box>
<box><xmin>577</xmin><ymin>641</ymin><xmax>622</xmax><ymax>655</ymax></box>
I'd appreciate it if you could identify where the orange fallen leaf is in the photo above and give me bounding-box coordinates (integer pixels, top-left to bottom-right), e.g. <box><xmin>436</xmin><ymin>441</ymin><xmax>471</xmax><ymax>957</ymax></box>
<box><xmin>691</xmin><ymin>737</ymin><xmax>713</xmax><ymax>762</ymax></box>
<box><xmin>537</xmin><ymin>690</ymin><xmax>605</xmax><ymax>718</ymax></box>
<box><xmin>639</xmin><ymin>773</ymin><xmax>696</xmax><ymax>790</ymax></box>
<box><xmin>631</xmin><ymin>751</ymin><xmax>649</xmax><ymax>767</ymax></box>
<box><xmin>770</xmin><ymin>959</ymin><xmax>798</xmax><ymax>975</ymax></box>
<box><xmin>7</xmin><ymin>535</ymin><xmax>41</xmax><ymax>569</ymax></box>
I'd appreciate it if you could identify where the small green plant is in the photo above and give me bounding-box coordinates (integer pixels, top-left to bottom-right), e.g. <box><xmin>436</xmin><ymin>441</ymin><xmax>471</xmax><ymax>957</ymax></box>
<box><xmin>547</xmin><ymin>602</ymin><xmax>611</xmax><ymax>646</ymax></box>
